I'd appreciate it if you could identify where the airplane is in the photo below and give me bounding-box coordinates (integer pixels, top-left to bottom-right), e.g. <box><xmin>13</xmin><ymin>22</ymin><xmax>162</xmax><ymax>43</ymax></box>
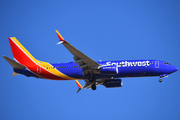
<box><xmin>3</xmin><ymin>30</ymin><xmax>178</xmax><ymax>93</ymax></box>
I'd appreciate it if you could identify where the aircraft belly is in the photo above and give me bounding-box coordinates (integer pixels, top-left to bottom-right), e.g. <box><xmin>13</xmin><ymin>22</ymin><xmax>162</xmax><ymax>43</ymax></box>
<box><xmin>57</xmin><ymin>69</ymin><xmax>84</xmax><ymax>79</ymax></box>
<box><xmin>14</xmin><ymin>69</ymin><xmax>39</xmax><ymax>78</ymax></box>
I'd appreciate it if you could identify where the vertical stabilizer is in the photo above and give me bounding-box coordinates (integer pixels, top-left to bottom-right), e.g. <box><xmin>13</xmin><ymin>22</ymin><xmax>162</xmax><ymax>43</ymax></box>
<box><xmin>8</xmin><ymin>37</ymin><xmax>39</xmax><ymax>67</ymax></box>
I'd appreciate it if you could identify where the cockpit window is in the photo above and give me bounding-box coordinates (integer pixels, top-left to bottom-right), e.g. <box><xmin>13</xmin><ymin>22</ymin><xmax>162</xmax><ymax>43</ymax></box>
<box><xmin>164</xmin><ymin>62</ymin><xmax>170</xmax><ymax>65</ymax></box>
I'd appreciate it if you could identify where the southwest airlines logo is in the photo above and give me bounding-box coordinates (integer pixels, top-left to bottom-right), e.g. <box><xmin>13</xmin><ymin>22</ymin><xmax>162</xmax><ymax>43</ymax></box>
<box><xmin>106</xmin><ymin>61</ymin><xmax>150</xmax><ymax>67</ymax></box>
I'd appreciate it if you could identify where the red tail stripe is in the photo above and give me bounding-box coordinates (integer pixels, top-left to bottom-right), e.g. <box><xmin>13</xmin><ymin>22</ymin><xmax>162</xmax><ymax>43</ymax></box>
<box><xmin>9</xmin><ymin>38</ymin><xmax>68</xmax><ymax>80</ymax></box>
<box><xmin>9</xmin><ymin>38</ymin><xmax>36</xmax><ymax>67</ymax></box>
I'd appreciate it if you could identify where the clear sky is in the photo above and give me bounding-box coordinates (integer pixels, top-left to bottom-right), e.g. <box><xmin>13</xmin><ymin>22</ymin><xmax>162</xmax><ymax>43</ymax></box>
<box><xmin>0</xmin><ymin>0</ymin><xmax>180</xmax><ymax>120</ymax></box>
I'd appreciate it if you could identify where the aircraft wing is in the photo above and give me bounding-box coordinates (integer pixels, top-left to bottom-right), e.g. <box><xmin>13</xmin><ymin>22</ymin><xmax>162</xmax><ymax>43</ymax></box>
<box><xmin>56</xmin><ymin>30</ymin><xmax>100</xmax><ymax>75</ymax></box>
<box><xmin>75</xmin><ymin>79</ymin><xmax>105</xmax><ymax>93</ymax></box>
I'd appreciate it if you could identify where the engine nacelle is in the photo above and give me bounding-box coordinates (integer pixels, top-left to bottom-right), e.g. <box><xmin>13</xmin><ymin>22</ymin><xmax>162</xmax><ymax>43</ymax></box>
<box><xmin>104</xmin><ymin>79</ymin><xmax>122</xmax><ymax>88</ymax></box>
<box><xmin>100</xmin><ymin>66</ymin><xmax>118</xmax><ymax>75</ymax></box>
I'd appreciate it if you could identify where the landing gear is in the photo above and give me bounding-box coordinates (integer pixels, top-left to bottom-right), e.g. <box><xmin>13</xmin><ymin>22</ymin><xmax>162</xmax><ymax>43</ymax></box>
<box><xmin>159</xmin><ymin>78</ymin><xmax>162</xmax><ymax>83</ymax></box>
<box><xmin>159</xmin><ymin>74</ymin><xmax>168</xmax><ymax>83</ymax></box>
<box><xmin>88</xmin><ymin>75</ymin><xmax>97</xmax><ymax>90</ymax></box>
<box><xmin>88</xmin><ymin>76</ymin><xmax>96</xmax><ymax>82</ymax></box>
<box><xmin>91</xmin><ymin>84</ymin><xmax>96</xmax><ymax>90</ymax></box>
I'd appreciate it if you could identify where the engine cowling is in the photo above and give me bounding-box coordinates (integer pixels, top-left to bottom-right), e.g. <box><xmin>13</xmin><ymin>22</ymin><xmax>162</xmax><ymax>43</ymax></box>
<box><xmin>104</xmin><ymin>79</ymin><xmax>122</xmax><ymax>88</ymax></box>
<box><xmin>100</xmin><ymin>66</ymin><xmax>118</xmax><ymax>75</ymax></box>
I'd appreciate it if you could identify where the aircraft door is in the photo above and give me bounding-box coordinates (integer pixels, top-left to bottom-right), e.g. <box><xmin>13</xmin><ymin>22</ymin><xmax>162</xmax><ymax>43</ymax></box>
<box><xmin>37</xmin><ymin>65</ymin><xmax>41</xmax><ymax>74</ymax></box>
<box><xmin>155</xmin><ymin>61</ymin><xmax>159</xmax><ymax>68</ymax></box>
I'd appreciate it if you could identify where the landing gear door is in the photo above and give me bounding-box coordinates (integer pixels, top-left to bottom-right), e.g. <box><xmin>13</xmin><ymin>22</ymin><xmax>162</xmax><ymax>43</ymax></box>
<box><xmin>155</xmin><ymin>61</ymin><xmax>159</xmax><ymax>68</ymax></box>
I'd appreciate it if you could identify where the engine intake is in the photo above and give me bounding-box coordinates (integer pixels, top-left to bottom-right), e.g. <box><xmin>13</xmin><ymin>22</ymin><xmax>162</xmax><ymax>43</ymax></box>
<box><xmin>104</xmin><ymin>79</ymin><xmax>122</xmax><ymax>88</ymax></box>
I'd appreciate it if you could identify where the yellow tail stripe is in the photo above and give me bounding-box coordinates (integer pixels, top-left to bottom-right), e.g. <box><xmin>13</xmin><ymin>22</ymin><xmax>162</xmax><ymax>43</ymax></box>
<box><xmin>12</xmin><ymin>37</ymin><xmax>76</xmax><ymax>80</ymax></box>
<box><xmin>11</xmin><ymin>37</ymin><xmax>39</xmax><ymax>63</ymax></box>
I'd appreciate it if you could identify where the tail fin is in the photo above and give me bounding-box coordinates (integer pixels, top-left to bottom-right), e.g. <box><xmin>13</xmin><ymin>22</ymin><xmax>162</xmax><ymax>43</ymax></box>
<box><xmin>8</xmin><ymin>37</ymin><xmax>38</xmax><ymax>67</ymax></box>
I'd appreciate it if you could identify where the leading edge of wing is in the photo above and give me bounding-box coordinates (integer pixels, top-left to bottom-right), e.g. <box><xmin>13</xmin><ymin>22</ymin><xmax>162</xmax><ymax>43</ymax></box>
<box><xmin>55</xmin><ymin>30</ymin><xmax>100</xmax><ymax>74</ymax></box>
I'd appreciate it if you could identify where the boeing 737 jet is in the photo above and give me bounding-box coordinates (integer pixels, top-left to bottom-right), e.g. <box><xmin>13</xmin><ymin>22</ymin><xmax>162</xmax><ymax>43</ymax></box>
<box><xmin>3</xmin><ymin>30</ymin><xmax>178</xmax><ymax>93</ymax></box>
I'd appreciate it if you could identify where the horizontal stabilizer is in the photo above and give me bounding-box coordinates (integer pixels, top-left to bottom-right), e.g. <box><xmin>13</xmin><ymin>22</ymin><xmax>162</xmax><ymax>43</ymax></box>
<box><xmin>3</xmin><ymin>56</ymin><xmax>26</xmax><ymax>69</ymax></box>
<box><xmin>12</xmin><ymin>72</ymin><xmax>19</xmax><ymax>76</ymax></box>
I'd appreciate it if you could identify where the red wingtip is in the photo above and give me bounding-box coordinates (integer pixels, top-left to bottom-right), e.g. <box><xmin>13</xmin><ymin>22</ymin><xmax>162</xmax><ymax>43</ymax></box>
<box><xmin>76</xmin><ymin>80</ymin><xmax>82</xmax><ymax>88</ymax></box>
<box><xmin>55</xmin><ymin>30</ymin><xmax>67</xmax><ymax>43</ymax></box>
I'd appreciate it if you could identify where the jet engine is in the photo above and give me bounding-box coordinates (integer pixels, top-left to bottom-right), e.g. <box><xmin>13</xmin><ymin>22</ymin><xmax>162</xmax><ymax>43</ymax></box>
<box><xmin>103</xmin><ymin>79</ymin><xmax>122</xmax><ymax>88</ymax></box>
<box><xmin>100</xmin><ymin>66</ymin><xmax>118</xmax><ymax>75</ymax></box>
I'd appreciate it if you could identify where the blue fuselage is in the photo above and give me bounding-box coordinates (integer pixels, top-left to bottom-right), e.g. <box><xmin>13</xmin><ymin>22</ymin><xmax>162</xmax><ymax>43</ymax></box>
<box><xmin>14</xmin><ymin>59</ymin><xmax>178</xmax><ymax>80</ymax></box>
<box><xmin>16</xmin><ymin>59</ymin><xmax>176</xmax><ymax>80</ymax></box>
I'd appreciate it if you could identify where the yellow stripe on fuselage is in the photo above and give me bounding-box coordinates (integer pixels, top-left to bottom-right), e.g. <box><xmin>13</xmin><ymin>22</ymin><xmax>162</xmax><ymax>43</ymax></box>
<box><xmin>12</xmin><ymin>37</ymin><xmax>76</xmax><ymax>80</ymax></box>
<box><xmin>37</xmin><ymin>61</ymin><xmax>76</xmax><ymax>80</ymax></box>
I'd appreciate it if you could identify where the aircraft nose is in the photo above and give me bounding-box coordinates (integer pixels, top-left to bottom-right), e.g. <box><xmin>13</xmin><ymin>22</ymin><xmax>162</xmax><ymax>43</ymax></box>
<box><xmin>175</xmin><ymin>66</ymin><xmax>178</xmax><ymax>71</ymax></box>
<box><xmin>172</xmin><ymin>65</ymin><xmax>178</xmax><ymax>73</ymax></box>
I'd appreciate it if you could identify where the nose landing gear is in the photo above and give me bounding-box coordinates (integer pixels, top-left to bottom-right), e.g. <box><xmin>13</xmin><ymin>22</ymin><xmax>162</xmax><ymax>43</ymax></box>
<box><xmin>159</xmin><ymin>78</ymin><xmax>162</xmax><ymax>83</ymax></box>
<box><xmin>159</xmin><ymin>74</ymin><xmax>168</xmax><ymax>83</ymax></box>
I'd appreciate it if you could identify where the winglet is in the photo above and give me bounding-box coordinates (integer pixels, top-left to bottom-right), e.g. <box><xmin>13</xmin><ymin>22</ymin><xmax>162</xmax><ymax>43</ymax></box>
<box><xmin>55</xmin><ymin>30</ymin><xmax>67</xmax><ymax>43</ymax></box>
<box><xmin>76</xmin><ymin>80</ymin><xmax>82</xmax><ymax>93</ymax></box>
<box><xmin>76</xmin><ymin>80</ymin><xmax>82</xmax><ymax>88</ymax></box>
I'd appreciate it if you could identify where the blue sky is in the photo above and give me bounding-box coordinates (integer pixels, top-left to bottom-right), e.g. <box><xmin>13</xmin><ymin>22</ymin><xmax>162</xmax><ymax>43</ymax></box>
<box><xmin>1</xmin><ymin>0</ymin><xmax>180</xmax><ymax>120</ymax></box>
